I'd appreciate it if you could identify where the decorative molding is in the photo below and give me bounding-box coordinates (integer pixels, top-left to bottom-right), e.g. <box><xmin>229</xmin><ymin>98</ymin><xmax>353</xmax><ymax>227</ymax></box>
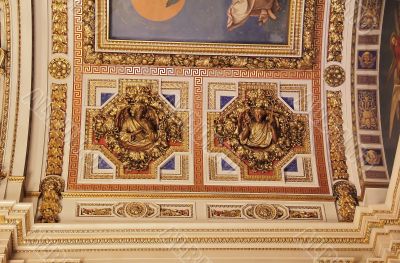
<box><xmin>0</xmin><ymin>181</ymin><xmax>399</xmax><ymax>248</ymax></box>
<box><xmin>208</xmin><ymin>82</ymin><xmax>310</xmax><ymax>181</ymax></box>
<box><xmin>327</xmin><ymin>92</ymin><xmax>359</xmax><ymax>222</ymax></box>
<box><xmin>208</xmin><ymin>203</ymin><xmax>324</xmax><ymax>221</ymax></box>
<box><xmin>315</xmin><ymin>258</ymin><xmax>355</xmax><ymax>263</ymax></box>
<box><xmin>6</xmin><ymin>176</ymin><xmax>24</xmax><ymax>183</ymax></box>
<box><xmin>0</xmin><ymin>0</ymin><xmax>12</xmax><ymax>181</ymax></box>
<box><xmin>77</xmin><ymin>202</ymin><xmax>193</xmax><ymax>219</ymax></box>
<box><xmin>85</xmin><ymin>79</ymin><xmax>190</xmax><ymax>179</ymax></box>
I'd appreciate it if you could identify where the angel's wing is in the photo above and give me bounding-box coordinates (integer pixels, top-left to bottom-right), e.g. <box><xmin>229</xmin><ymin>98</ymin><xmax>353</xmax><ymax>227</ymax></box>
<box><xmin>238</xmin><ymin>110</ymin><xmax>251</xmax><ymax>133</ymax></box>
<box><xmin>116</xmin><ymin>107</ymin><xmax>129</xmax><ymax>130</ymax></box>
<box><xmin>145</xmin><ymin>107</ymin><xmax>159</xmax><ymax>132</ymax></box>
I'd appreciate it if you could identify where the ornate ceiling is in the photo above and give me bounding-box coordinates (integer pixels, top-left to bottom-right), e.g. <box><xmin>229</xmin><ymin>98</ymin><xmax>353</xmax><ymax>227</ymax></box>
<box><xmin>0</xmin><ymin>0</ymin><xmax>399</xmax><ymax>262</ymax></box>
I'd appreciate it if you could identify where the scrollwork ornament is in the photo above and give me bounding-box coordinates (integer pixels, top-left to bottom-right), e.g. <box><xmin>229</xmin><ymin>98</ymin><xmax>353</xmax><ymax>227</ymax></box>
<box><xmin>48</xmin><ymin>57</ymin><xmax>71</xmax><ymax>79</ymax></box>
<box><xmin>38</xmin><ymin>175</ymin><xmax>65</xmax><ymax>223</ymax></box>
<box><xmin>333</xmin><ymin>181</ymin><xmax>359</xmax><ymax>222</ymax></box>
<box><xmin>324</xmin><ymin>65</ymin><xmax>345</xmax><ymax>87</ymax></box>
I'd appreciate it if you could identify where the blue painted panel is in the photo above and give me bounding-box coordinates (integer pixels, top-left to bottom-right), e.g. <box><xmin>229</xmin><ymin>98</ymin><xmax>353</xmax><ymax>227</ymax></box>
<box><xmin>163</xmin><ymin>94</ymin><xmax>176</xmax><ymax>107</ymax></box>
<box><xmin>100</xmin><ymin>93</ymin><xmax>114</xmax><ymax>106</ymax></box>
<box><xmin>161</xmin><ymin>157</ymin><xmax>176</xmax><ymax>170</ymax></box>
<box><xmin>220</xmin><ymin>96</ymin><xmax>234</xmax><ymax>109</ymax></box>
<box><xmin>282</xmin><ymin>97</ymin><xmax>295</xmax><ymax>110</ymax></box>
<box><xmin>98</xmin><ymin>156</ymin><xmax>113</xmax><ymax>169</ymax></box>
<box><xmin>221</xmin><ymin>158</ymin><xmax>235</xmax><ymax>171</ymax></box>
<box><xmin>284</xmin><ymin>159</ymin><xmax>298</xmax><ymax>172</ymax></box>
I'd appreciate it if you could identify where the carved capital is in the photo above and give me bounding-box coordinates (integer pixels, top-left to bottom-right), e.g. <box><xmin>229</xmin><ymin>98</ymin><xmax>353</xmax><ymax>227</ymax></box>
<box><xmin>333</xmin><ymin>181</ymin><xmax>359</xmax><ymax>222</ymax></box>
<box><xmin>38</xmin><ymin>175</ymin><xmax>65</xmax><ymax>223</ymax></box>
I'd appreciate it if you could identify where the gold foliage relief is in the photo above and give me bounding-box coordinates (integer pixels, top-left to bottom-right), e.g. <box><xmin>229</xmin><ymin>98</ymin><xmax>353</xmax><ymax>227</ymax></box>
<box><xmin>52</xmin><ymin>0</ymin><xmax>68</xmax><ymax>54</ymax></box>
<box><xmin>46</xmin><ymin>84</ymin><xmax>67</xmax><ymax>176</ymax></box>
<box><xmin>327</xmin><ymin>0</ymin><xmax>345</xmax><ymax>62</ymax></box>
<box><xmin>327</xmin><ymin>91</ymin><xmax>349</xmax><ymax>181</ymax></box>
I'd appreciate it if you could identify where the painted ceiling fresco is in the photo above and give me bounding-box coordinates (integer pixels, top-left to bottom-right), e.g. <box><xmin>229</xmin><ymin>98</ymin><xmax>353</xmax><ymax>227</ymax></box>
<box><xmin>97</xmin><ymin>0</ymin><xmax>304</xmax><ymax>57</ymax></box>
<box><xmin>109</xmin><ymin>0</ymin><xmax>290</xmax><ymax>44</ymax></box>
<box><xmin>380</xmin><ymin>0</ymin><xmax>400</xmax><ymax>176</ymax></box>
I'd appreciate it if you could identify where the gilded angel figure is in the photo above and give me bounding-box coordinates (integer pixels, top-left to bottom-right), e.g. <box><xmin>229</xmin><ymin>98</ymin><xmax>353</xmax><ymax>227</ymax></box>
<box><xmin>117</xmin><ymin>103</ymin><xmax>159</xmax><ymax>151</ymax></box>
<box><xmin>238</xmin><ymin>107</ymin><xmax>277</xmax><ymax>148</ymax></box>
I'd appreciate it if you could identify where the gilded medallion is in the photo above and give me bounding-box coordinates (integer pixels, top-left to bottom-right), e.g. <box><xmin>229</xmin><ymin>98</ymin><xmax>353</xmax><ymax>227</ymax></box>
<box><xmin>48</xmin><ymin>57</ymin><xmax>71</xmax><ymax>79</ymax></box>
<box><xmin>254</xmin><ymin>204</ymin><xmax>278</xmax><ymax>220</ymax></box>
<box><xmin>324</xmin><ymin>65</ymin><xmax>345</xmax><ymax>87</ymax></box>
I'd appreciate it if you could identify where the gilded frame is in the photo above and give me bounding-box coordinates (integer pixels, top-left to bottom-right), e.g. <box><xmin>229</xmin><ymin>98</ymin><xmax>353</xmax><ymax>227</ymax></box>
<box><xmin>96</xmin><ymin>0</ymin><xmax>305</xmax><ymax>57</ymax></box>
<box><xmin>80</xmin><ymin>0</ymin><xmax>318</xmax><ymax>69</ymax></box>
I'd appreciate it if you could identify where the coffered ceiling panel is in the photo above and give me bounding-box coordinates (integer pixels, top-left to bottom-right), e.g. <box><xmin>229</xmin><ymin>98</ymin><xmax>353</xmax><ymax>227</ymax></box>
<box><xmin>0</xmin><ymin>0</ymin><xmax>399</xmax><ymax>262</ymax></box>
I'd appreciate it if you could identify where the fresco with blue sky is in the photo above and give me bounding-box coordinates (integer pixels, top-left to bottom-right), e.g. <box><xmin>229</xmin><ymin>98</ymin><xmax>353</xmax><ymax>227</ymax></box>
<box><xmin>109</xmin><ymin>0</ymin><xmax>290</xmax><ymax>45</ymax></box>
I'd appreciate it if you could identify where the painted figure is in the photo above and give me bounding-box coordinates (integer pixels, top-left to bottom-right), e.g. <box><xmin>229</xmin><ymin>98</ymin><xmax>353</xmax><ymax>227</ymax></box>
<box><xmin>358</xmin><ymin>51</ymin><xmax>377</xmax><ymax>69</ymax></box>
<box><xmin>227</xmin><ymin>0</ymin><xmax>281</xmax><ymax>31</ymax></box>
<box><xmin>389</xmin><ymin>5</ymin><xmax>400</xmax><ymax>138</ymax></box>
